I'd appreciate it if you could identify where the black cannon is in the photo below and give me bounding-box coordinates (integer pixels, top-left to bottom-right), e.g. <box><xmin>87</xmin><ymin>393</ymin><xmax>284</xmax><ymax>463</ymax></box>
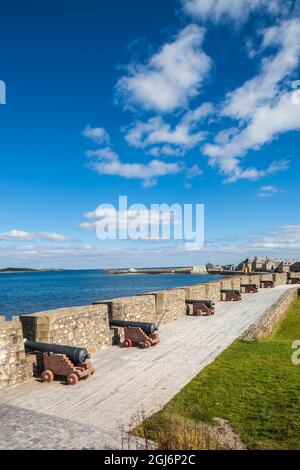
<box><xmin>288</xmin><ymin>278</ymin><xmax>300</xmax><ymax>285</ymax></box>
<box><xmin>220</xmin><ymin>289</ymin><xmax>242</xmax><ymax>301</ymax></box>
<box><xmin>240</xmin><ymin>284</ymin><xmax>258</xmax><ymax>293</ymax></box>
<box><xmin>109</xmin><ymin>319</ymin><xmax>160</xmax><ymax>348</ymax></box>
<box><xmin>24</xmin><ymin>339</ymin><xmax>95</xmax><ymax>385</ymax></box>
<box><xmin>186</xmin><ymin>299</ymin><xmax>215</xmax><ymax>316</ymax></box>
<box><xmin>109</xmin><ymin>319</ymin><xmax>158</xmax><ymax>335</ymax></box>
<box><xmin>24</xmin><ymin>339</ymin><xmax>90</xmax><ymax>363</ymax></box>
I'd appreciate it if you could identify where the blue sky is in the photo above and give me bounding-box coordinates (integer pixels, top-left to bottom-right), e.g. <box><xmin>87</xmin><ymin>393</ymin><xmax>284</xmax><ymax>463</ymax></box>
<box><xmin>0</xmin><ymin>0</ymin><xmax>300</xmax><ymax>268</ymax></box>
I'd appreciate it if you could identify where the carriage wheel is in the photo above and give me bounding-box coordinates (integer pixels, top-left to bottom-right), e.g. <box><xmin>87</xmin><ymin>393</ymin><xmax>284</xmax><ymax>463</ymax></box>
<box><xmin>41</xmin><ymin>370</ymin><xmax>54</xmax><ymax>383</ymax></box>
<box><xmin>67</xmin><ymin>373</ymin><xmax>79</xmax><ymax>385</ymax></box>
<box><xmin>124</xmin><ymin>339</ymin><xmax>132</xmax><ymax>348</ymax></box>
<box><xmin>143</xmin><ymin>340</ymin><xmax>151</xmax><ymax>349</ymax></box>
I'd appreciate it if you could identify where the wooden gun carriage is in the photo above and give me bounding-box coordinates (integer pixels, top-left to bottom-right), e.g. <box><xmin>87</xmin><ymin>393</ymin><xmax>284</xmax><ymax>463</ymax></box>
<box><xmin>109</xmin><ymin>319</ymin><xmax>160</xmax><ymax>349</ymax></box>
<box><xmin>24</xmin><ymin>339</ymin><xmax>95</xmax><ymax>385</ymax></box>
<box><xmin>240</xmin><ymin>283</ymin><xmax>258</xmax><ymax>294</ymax></box>
<box><xmin>260</xmin><ymin>280</ymin><xmax>274</xmax><ymax>288</ymax></box>
<box><xmin>221</xmin><ymin>289</ymin><xmax>242</xmax><ymax>301</ymax></box>
<box><xmin>288</xmin><ymin>278</ymin><xmax>300</xmax><ymax>285</ymax></box>
<box><xmin>186</xmin><ymin>299</ymin><xmax>215</xmax><ymax>316</ymax></box>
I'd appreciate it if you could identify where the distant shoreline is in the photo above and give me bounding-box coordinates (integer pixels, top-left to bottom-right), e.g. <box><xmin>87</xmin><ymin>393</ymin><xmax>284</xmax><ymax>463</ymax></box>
<box><xmin>0</xmin><ymin>268</ymin><xmax>61</xmax><ymax>274</ymax></box>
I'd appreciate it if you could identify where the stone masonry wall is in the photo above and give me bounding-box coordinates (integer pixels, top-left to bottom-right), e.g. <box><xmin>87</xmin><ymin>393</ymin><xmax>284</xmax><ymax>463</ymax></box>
<box><xmin>20</xmin><ymin>304</ymin><xmax>110</xmax><ymax>354</ymax></box>
<box><xmin>248</xmin><ymin>274</ymin><xmax>261</xmax><ymax>287</ymax></box>
<box><xmin>99</xmin><ymin>295</ymin><xmax>156</xmax><ymax>323</ymax></box>
<box><xmin>220</xmin><ymin>278</ymin><xmax>232</xmax><ymax>290</ymax></box>
<box><xmin>273</xmin><ymin>273</ymin><xmax>288</xmax><ymax>286</ymax></box>
<box><xmin>289</xmin><ymin>272</ymin><xmax>300</xmax><ymax>279</ymax></box>
<box><xmin>205</xmin><ymin>281</ymin><xmax>221</xmax><ymax>303</ymax></box>
<box><xmin>153</xmin><ymin>289</ymin><xmax>186</xmax><ymax>325</ymax></box>
<box><xmin>231</xmin><ymin>277</ymin><xmax>241</xmax><ymax>290</ymax></box>
<box><xmin>240</xmin><ymin>275</ymin><xmax>251</xmax><ymax>284</ymax></box>
<box><xmin>260</xmin><ymin>273</ymin><xmax>274</xmax><ymax>282</ymax></box>
<box><xmin>184</xmin><ymin>283</ymin><xmax>207</xmax><ymax>300</ymax></box>
<box><xmin>0</xmin><ymin>317</ymin><xmax>32</xmax><ymax>392</ymax></box>
<box><xmin>243</xmin><ymin>287</ymin><xmax>299</xmax><ymax>341</ymax></box>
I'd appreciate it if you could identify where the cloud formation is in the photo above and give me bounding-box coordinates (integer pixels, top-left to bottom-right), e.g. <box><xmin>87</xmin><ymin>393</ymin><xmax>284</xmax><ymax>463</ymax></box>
<box><xmin>116</xmin><ymin>25</ymin><xmax>211</xmax><ymax>112</ymax></box>
<box><xmin>82</xmin><ymin>125</ymin><xmax>110</xmax><ymax>144</ymax></box>
<box><xmin>203</xmin><ymin>18</ymin><xmax>300</xmax><ymax>181</ymax></box>
<box><xmin>124</xmin><ymin>102</ymin><xmax>213</xmax><ymax>156</ymax></box>
<box><xmin>0</xmin><ymin>229</ymin><xmax>74</xmax><ymax>242</ymax></box>
<box><xmin>182</xmin><ymin>0</ymin><xmax>288</xmax><ymax>24</ymax></box>
<box><xmin>86</xmin><ymin>147</ymin><xmax>181</xmax><ymax>188</ymax></box>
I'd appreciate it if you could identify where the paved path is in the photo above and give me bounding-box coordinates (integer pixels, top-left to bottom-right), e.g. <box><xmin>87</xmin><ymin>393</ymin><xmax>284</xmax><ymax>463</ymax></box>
<box><xmin>0</xmin><ymin>285</ymin><xmax>294</xmax><ymax>449</ymax></box>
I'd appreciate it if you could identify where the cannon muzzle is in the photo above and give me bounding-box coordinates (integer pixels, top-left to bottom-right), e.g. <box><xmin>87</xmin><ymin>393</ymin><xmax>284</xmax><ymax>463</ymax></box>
<box><xmin>24</xmin><ymin>339</ymin><xmax>90</xmax><ymax>363</ymax></box>
<box><xmin>109</xmin><ymin>319</ymin><xmax>158</xmax><ymax>335</ymax></box>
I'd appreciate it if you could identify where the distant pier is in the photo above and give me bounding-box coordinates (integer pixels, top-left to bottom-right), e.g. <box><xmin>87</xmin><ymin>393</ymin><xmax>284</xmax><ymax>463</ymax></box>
<box><xmin>107</xmin><ymin>266</ymin><xmax>207</xmax><ymax>275</ymax></box>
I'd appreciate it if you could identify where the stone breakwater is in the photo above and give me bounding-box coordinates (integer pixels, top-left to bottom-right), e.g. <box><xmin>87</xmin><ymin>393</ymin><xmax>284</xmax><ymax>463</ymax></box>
<box><xmin>0</xmin><ymin>272</ymin><xmax>294</xmax><ymax>392</ymax></box>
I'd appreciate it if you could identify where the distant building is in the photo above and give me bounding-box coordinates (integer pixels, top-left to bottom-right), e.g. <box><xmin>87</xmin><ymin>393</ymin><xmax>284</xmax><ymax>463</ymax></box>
<box><xmin>192</xmin><ymin>265</ymin><xmax>207</xmax><ymax>273</ymax></box>
<box><xmin>290</xmin><ymin>262</ymin><xmax>300</xmax><ymax>272</ymax></box>
<box><xmin>275</xmin><ymin>260</ymin><xmax>296</xmax><ymax>273</ymax></box>
<box><xmin>206</xmin><ymin>263</ymin><xmax>222</xmax><ymax>272</ymax></box>
<box><xmin>223</xmin><ymin>264</ymin><xmax>236</xmax><ymax>271</ymax></box>
<box><xmin>235</xmin><ymin>258</ymin><xmax>253</xmax><ymax>273</ymax></box>
<box><xmin>252</xmin><ymin>256</ymin><xmax>268</xmax><ymax>271</ymax></box>
<box><xmin>250</xmin><ymin>256</ymin><xmax>296</xmax><ymax>272</ymax></box>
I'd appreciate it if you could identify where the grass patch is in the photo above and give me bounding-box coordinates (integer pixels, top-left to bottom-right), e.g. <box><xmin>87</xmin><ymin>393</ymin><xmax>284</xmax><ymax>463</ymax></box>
<box><xmin>138</xmin><ymin>298</ymin><xmax>300</xmax><ymax>450</ymax></box>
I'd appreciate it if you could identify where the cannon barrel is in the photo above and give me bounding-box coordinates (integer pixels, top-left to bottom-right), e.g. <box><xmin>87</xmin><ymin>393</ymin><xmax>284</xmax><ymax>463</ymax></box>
<box><xmin>24</xmin><ymin>339</ymin><xmax>90</xmax><ymax>363</ymax></box>
<box><xmin>186</xmin><ymin>299</ymin><xmax>215</xmax><ymax>308</ymax></box>
<box><xmin>240</xmin><ymin>284</ymin><xmax>257</xmax><ymax>288</ymax></box>
<box><xmin>109</xmin><ymin>319</ymin><xmax>158</xmax><ymax>335</ymax></box>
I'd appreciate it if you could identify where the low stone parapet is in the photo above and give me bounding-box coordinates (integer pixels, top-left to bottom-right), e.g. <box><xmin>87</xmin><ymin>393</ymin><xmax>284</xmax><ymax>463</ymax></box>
<box><xmin>0</xmin><ymin>317</ymin><xmax>32</xmax><ymax>392</ymax></box>
<box><xmin>184</xmin><ymin>283</ymin><xmax>206</xmax><ymax>301</ymax></box>
<box><xmin>152</xmin><ymin>289</ymin><xmax>186</xmax><ymax>325</ymax></box>
<box><xmin>20</xmin><ymin>304</ymin><xmax>110</xmax><ymax>354</ymax></box>
<box><xmin>273</xmin><ymin>273</ymin><xmax>288</xmax><ymax>286</ymax></box>
<box><xmin>248</xmin><ymin>274</ymin><xmax>261</xmax><ymax>288</ymax></box>
<box><xmin>205</xmin><ymin>281</ymin><xmax>221</xmax><ymax>303</ymax></box>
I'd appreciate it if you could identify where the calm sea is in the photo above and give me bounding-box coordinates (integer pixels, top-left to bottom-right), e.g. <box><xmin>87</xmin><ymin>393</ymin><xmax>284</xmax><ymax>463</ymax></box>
<box><xmin>0</xmin><ymin>269</ymin><xmax>222</xmax><ymax>318</ymax></box>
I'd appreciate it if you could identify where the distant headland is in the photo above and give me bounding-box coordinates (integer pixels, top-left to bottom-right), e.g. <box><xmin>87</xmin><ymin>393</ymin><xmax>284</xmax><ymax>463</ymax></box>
<box><xmin>0</xmin><ymin>267</ymin><xmax>61</xmax><ymax>273</ymax></box>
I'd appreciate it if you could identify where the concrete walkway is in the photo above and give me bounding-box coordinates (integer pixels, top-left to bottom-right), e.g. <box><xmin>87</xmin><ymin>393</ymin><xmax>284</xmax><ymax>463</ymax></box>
<box><xmin>0</xmin><ymin>285</ymin><xmax>294</xmax><ymax>449</ymax></box>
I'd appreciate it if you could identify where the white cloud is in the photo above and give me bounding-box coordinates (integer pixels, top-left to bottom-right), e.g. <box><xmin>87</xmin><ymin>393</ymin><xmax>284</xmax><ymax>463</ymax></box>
<box><xmin>116</xmin><ymin>25</ymin><xmax>212</xmax><ymax>112</ymax></box>
<box><xmin>124</xmin><ymin>102</ymin><xmax>213</xmax><ymax>156</ymax></box>
<box><xmin>0</xmin><ymin>229</ymin><xmax>73</xmax><ymax>242</ymax></box>
<box><xmin>86</xmin><ymin>147</ymin><xmax>181</xmax><ymax>187</ymax></box>
<box><xmin>204</xmin><ymin>90</ymin><xmax>299</xmax><ymax>178</ymax></box>
<box><xmin>125</xmin><ymin>115</ymin><xmax>207</xmax><ymax>150</ymax></box>
<box><xmin>223</xmin><ymin>160</ymin><xmax>290</xmax><ymax>183</ymax></box>
<box><xmin>186</xmin><ymin>163</ymin><xmax>203</xmax><ymax>179</ymax></box>
<box><xmin>258</xmin><ymin>185</ymin><xmax>279</xmax><ymax>197</ymax></box>
<box><xmin>182</xmin><ymin>0</ymin><xmax>288</xmax><ymax>24</ymax></box>
<box><xmin>249</xmin><ymin>225</ymin><xmax>300</xmax><ymax>250</ymax></box>
<box><xmin>222</xmin><ymin>19</ymin><xmax>300</xmax><ymax>120</ymax></box>
<box><xmin>82</xmin><ymin>125</ymin><xmax>110</xmax><ymax>144</ymax></box>
<box><xmin>203</xmin><ymin>224</ymin><xmax>300</xmax><ymax>258</ymax></box>
<box><xmin>203</xmin><ymin>19</ymin><xmax>300</xmax><ymax>181</ymax></box>
<box><xmin>2</xmin><ymin>224</ymin><xmax>299</xmax><ymax>269</ymax></box>
<box><xmin>38</xmin><ymin>232</ymin><xmax>74</xmax><ymax>241</ymax></box>
<box><xmin>0</xmin><ymin>230</ymin><xmax>36</xmax><ymax>241</ymax></box>
<box><xmin>148</xmin><ymin>145</ymin><xmax>185</xmax><ymax>158</ymax></box>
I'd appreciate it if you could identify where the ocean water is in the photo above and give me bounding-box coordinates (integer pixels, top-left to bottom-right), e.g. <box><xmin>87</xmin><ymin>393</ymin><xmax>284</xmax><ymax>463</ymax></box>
<box><xmin>0</xmin><ymin>269</ymin><xmax>222</xmax><ymax>318</ymax></box>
